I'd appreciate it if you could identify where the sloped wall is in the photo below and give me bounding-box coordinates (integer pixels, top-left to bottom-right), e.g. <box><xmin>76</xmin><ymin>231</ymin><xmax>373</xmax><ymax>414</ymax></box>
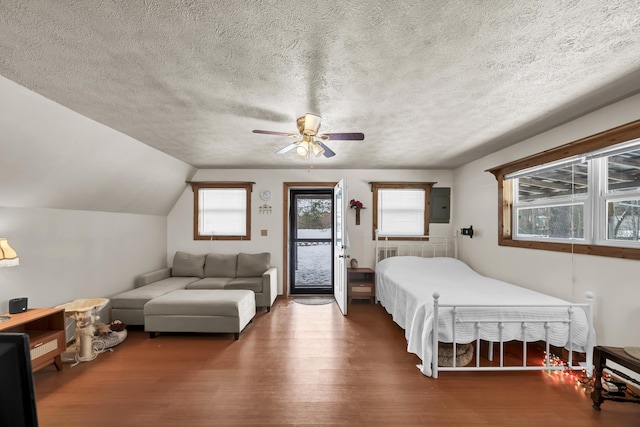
<box><xmin>0</xmin><ymin>76</ymin><xmax>195</xmax><ymax>312</ymax></box>
<box><xmin>453</xmin><ymin>93</ymin><xmax>640</xmax><ymax>347</ymax></box>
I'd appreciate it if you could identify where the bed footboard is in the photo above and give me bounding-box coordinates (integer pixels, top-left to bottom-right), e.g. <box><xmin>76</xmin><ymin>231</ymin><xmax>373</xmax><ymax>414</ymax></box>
<box><xmin>431</xmin><ymin>292</ymin><xmax>595</xmax><ymax>379</ymax></box>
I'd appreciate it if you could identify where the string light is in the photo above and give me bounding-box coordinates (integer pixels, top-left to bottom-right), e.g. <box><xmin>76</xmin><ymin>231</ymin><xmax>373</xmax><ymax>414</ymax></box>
<box><xmin>542</xmin><ymin>351</ymin><xmax>593</xmax><ymax>394</ymax></box>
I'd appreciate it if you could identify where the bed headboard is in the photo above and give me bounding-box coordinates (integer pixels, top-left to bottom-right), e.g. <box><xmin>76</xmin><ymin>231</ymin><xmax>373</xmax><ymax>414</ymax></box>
<box><xmin>375</xmin><ymin>230</ymin><xmax>458</xmax><ymax>264</ymax></box>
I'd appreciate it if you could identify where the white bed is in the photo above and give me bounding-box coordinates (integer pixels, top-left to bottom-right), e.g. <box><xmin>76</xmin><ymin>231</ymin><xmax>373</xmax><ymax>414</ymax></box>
<box><xmin>375</xmin><ymin>244</ymin><xmax>595</xmax><ymax>378</ymax></box>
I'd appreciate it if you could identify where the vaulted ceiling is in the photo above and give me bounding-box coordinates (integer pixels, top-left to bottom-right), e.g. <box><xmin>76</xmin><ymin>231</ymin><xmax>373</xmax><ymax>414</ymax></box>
<box><xmin>1</xmin><ymin>0</ymin><xmax>640</xmax><ymax>169</ymax></box>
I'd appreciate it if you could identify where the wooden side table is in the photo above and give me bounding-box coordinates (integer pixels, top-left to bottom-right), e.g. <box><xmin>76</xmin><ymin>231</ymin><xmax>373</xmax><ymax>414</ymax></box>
<box><xmin>591</xmin><ymin>345</ymin><xmax>640</xmax><ymax>410</ymax></box>
<box><xmin>347</xmin><ymin>267</ymin><xmax>375</xmax><ymax>303</ymax></box>
<box><xmin>0</xmin><ymin>308</ymin><xmax>66</xmax><ymax>372</ymax></box>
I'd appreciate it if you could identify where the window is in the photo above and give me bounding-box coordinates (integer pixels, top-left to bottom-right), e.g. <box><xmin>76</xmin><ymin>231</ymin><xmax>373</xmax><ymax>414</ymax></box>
<box><xmin>603</xmin><ymin>146</ymin><xmax>640</xmax><ymax>243</ymax></box>
<box><xmin>511</xmin><ymin>159</ymin><xmax>588</xmax><ymax>242</ymax></box>
<box><xmin>370</xmin><ymin>182</ymin><xmax>435</xmax><ymax>239</ymax></box>
<box><xmin>188</xmin><ymin>181</ymin><xmax>254</xmax><ymax>240</ymax></box>
<box><xmin>487</xmin><ymin>119</ymin><xmax>640</xmax><ymax>259</ymax></box>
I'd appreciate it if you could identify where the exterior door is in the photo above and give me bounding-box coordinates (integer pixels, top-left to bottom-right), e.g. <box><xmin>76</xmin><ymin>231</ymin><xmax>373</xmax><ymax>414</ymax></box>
<box><xmin>289</xmin><ymin>190</ymin><xmax>333</xmax><ymax>294</ymax></box>
<box><xmin>333</xmin><ymin>178</ymin><xmax>348</xmax><ymax>315</ymax></box>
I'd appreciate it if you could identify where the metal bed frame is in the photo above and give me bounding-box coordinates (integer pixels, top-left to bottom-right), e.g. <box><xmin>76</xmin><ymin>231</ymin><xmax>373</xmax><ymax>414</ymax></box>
<box><xmin>374</xmin><ymin>231</ymin><xmax>595</xmax><ymax>379</ymax></box>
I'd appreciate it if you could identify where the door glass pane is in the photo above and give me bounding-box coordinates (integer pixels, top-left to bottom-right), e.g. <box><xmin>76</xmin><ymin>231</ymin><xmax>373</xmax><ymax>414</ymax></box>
<box><xmin>294</xmin><ymin>241</ymin><xmax>332</xmax><ymax>288</ymax></box>
<box><xmin>293</xmin><ymin>193</ymin><xmax>332</xmax><ymax>291</ymax></box>
<box><xmin>516</xmin><ymin>204</ymin><xmax>584</xmax><ymax>239</ymax></box>
<box><xmin>607</xmin><ymin>199</ymin><xmax>640</xmax><ymax>241</ymax></box>
<box><xmin>296</xmin><ymin>196</ymin><xmax>332</xmax><ymax>237</ymax></box>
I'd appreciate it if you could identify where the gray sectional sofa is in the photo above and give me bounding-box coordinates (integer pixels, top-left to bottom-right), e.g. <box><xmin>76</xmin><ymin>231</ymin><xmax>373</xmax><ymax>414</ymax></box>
<box><xmin>110</xmin><ymin>251</ymin><xmax>277</xmax><ymax>326</ymax></box>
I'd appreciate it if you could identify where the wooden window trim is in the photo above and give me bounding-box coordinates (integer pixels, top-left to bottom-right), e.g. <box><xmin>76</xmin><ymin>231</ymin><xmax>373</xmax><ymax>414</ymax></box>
<box><xmin>369</xmin><ymin>182</ymin><xmax>436</xmax><ymax>240</ymax></box>
<box><xmin>486</xmin><ymin>119</ymin><xmax>640</xmax><ymax>260</ymax></box>
<box><xmin>187</xmin><ymin>181</ymin><xmax>254</xmax><ymax>241</ymax></box>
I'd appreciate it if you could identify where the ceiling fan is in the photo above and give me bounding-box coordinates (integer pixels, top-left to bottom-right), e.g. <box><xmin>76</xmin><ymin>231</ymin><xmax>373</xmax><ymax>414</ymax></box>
<box><xmin>252</xmin><ymin>113</ymin><xmax>365</xmax><ymax>158</ymax></box>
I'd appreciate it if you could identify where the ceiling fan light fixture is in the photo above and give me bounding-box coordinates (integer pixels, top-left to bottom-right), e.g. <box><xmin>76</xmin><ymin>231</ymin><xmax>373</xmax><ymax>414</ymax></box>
<box><xmin>311</xmin><ymin>141</ymin><xmax>325</xmax><ymax>157</ymax></box>
<box><xmin>296</xmin><ymin>140</ymin><xmax>309</xmax><ymax>157</ymax></box>
<box><xmin>302</xmin><ymin>113</ymin><xmax>321</xmax><ymax>136</ymax></box>
<box><xmin>254</xmin><ymin>114</ymin><xmax>362</xmax><ymax>160</ymax></box>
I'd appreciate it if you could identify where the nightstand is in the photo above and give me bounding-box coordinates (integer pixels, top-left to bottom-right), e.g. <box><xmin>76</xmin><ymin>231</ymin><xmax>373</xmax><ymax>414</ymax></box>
<box><xmin>347</xmin><ymin>267</ymin><xmax>375</xmax><ymax>303</ymax></box>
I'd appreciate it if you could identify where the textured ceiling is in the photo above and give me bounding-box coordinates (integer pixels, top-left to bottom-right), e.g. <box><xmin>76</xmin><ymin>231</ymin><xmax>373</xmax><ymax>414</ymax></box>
<box><xmin>1</xmin><ymin>1</ymin><xmax>640</xmax><ymax>169</ymax></box>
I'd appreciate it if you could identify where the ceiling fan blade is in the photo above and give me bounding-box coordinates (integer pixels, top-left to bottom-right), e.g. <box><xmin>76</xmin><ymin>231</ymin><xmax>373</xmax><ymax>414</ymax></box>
<box><xmin>253</xmin><ymin>130</ymin><xmax>298</xmax><ymax>138</ymax></box>
<box><xmin>275</xmin><ymin>143</ymin><xmax>298</xmax><ymax>154</ymax></box>
<box><xmin>318</xmin><ymin>132</ymin><xmax>365</xmax><ymax>141</ymax></box>
<box><xmin>316</xmin><ymin>141</ymin><xmax>336</xmax><ymax>158</ymax></box>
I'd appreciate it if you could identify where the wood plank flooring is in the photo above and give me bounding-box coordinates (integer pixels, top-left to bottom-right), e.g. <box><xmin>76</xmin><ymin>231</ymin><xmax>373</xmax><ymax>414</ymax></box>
<box><xmin>33</xmin><ymin>299</ymin><xmax>639</xmax><ymax>426</ymax></box>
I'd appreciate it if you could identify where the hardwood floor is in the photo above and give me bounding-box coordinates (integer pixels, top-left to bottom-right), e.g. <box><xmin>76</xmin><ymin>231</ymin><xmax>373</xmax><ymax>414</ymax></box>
<box><xmin>33</xmin><ymin>299</ymin><xmax>638</xmax><ymax>426</ymax></box>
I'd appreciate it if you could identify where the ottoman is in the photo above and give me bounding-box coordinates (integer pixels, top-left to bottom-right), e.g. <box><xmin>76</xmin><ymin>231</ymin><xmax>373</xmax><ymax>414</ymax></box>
<box><xmin>144</xmin><ymin>289</ymin><xmax>256</xmax><ymax>340</ymax></box>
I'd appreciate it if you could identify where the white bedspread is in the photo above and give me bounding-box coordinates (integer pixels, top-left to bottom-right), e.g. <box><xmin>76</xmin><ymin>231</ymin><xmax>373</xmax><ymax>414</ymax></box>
<box><xmin>375</xmin><ymin>256</ymin><xmax>593</xmax><ymax>377</ymax></box>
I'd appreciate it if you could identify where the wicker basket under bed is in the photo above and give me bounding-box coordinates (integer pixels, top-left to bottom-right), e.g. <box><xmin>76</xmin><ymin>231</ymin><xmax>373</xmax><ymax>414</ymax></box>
<box><xmin>438</xmin><ymin>342</ymin><xmax>474</xmax><ymax>367</ymax></box>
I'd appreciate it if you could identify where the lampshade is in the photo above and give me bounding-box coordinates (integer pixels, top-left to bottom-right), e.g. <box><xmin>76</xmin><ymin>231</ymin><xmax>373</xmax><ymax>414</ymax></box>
<box><xmin>296</xmin><ymin>140</ymin><xmax>309</xmax><ymax>157</ymax></box>
<box><xmin>311</xmin><ymin>141</ymin><xmax>325</xmax><ymax>157</ymax></box>
<box><xmin>0</xmin><ymin>238</ymin><xmax>19</xmax><ymax>267</ymax></box>
<box><xmin>303</xmin><ymin>114</ymin><xmax>321</xmax><ymax>136</ymax></box>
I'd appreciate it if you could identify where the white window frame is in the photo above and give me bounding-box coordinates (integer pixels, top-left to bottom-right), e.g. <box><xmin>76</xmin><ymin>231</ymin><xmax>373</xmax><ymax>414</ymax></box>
<box><xmin>507</xmin><ymin>140</ymin><xmax>640</xmax><ymax>249</ymax></box>
<box><xmin>488</xmin><ymin>119</ymin><xmax>640</xmax><ymax>260</ymax></box>
<box><xmin>595</xmin><ymin>148</ymin><xmax>640</xmax><ymax>248</ymax></box>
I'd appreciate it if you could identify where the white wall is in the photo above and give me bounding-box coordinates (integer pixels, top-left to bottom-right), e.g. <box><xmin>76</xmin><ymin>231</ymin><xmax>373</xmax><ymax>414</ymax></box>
<box><xmin>0</xmin><ymin>207</ymin><xmax>166</xmax><ymax>313</ymax></box>
<box><xmin>453</xmin><ymin>93</ymin><xmax>640</xmax><ymax>347</ymax></box>
<box><xmin>168</xmin><ymin>168</ymin><xmax>454</xmax><ymax>294</ymax></box>
<box><xmin>0</xmin><ymin>75</ymin><xmax>196</xmax><ymax>312</ymax></box>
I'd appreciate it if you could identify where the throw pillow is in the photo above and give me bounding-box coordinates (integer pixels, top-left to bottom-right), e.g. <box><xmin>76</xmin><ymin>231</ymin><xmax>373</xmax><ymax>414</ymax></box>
<box><xmin>172</xmin><ymin>251</ymin><xmax>205</xmax><ymax>278</ymax></box>
<box><xmin>236</xmin><ymin>252</ymin><xmax>270</xmax><ymax>277</ymax></box>
<box><xmin>204</xmin><ymin>253</ymin><xmax>238</xmax><ymax>278</ymax></box>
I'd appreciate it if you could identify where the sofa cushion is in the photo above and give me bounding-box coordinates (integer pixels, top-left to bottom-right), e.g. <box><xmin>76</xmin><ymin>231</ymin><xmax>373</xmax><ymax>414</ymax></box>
<box><xmin>236</xmin><ymin>252</ymin><xmax>270</xmax><ymax>277</ymax></box>
<box><xmin>144</xmin><ymin>289</ymin><xmax>255</xmax><ymax>318</ymax></box>
<box><xmin>134</xmin><ymin>268</ymin><xmax>171</xmax><ymax>288</ymax></box>
<box><xmin>204</xmin><ymin>253</ymin><xmax>237</xmax><ymax>278</ymax></box>
<box><xmin>110</xmin><ymin>277</ymin><xmax>199</xmax><ymax>310</ymax></box>
<box><xmin>185</xmin><ymin>277</ymin><xmax>233</xmax><ymax>290</ymax></box>
<box><xmin>226</xmin><ymin>277</ymin><xmax>263</xmax><ymax>293</ymax></box>
<box><xmin>172</xmin><ymin>251</ymin><xmax>205</xmax><ymax>278</ymax></box>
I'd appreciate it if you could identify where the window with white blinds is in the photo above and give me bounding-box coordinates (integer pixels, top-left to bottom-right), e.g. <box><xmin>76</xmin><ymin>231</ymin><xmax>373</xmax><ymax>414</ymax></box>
<box><xmin>199</xmin><ymin>189</ymin><xmax>247</xmax><ymax>236</ymax></box>
<box><xmin>370</xmin><ymin>182</ymin><xmax>435</xmax><ymax>240</ymax></box>
<box><xmin>188</xmin><ymin>182</ymin><xmax>253</xmax><ymax>240</ymax></box>
<box><xmin>378</xmin><ymin>189</ymin><xmax>425</xmax><ymax>236</ymax></box>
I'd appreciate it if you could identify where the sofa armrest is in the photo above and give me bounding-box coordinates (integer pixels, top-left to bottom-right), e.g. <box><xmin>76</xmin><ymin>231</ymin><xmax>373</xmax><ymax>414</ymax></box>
<box><xmin>134</xmin><ymin>268</ymin><xmax>171</xmax><ymax>288</ymax></box>
<box><xmin>262</xmin><ymin>267</ymin><xmax>278</xmax><ymax>306</ymax></box>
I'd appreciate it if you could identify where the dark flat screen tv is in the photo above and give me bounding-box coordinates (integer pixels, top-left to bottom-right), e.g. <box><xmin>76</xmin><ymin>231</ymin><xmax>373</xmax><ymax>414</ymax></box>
<box><xmin>0</xmin><ymin>332</ymin><xmax>39</xmax><ymax>427</ymax></box>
